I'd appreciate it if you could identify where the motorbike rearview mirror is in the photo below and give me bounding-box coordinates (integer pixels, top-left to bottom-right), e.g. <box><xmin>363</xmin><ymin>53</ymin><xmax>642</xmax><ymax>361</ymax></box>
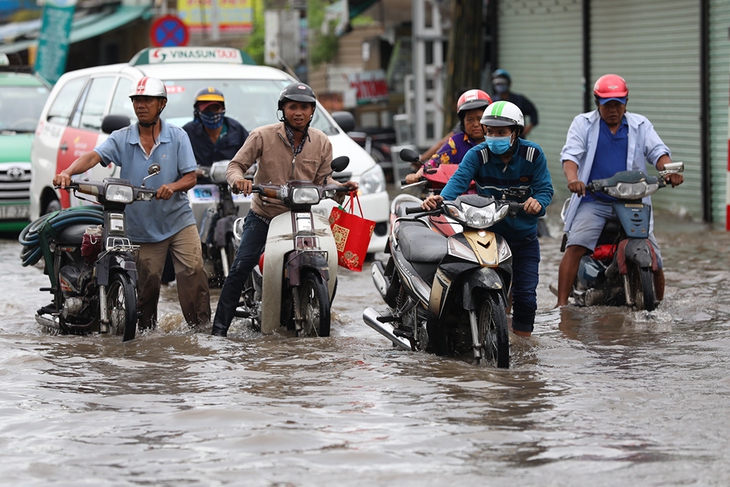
<box><xmin>101</xmin><ymin>114</ymin><xmax>131</xmax><ymax>134</ymax></box>
<box><xmin>399</xmin><ymin>148</ymin><xmax>420</xmax><ymax>163</ymax></box>
<box><xmin>141</xmin><ymin>163</ymin><xmax>161</xmax><ymax>187</ymax></box>
<box><xmin>330</xmin><ymin>156</ymin><xmax>350</xmax><ymax>173</ymax></box>
<box><xmin>662</xmin><ymin>162</ymin><xmax>684</xmax><ymax>173</ymax></box>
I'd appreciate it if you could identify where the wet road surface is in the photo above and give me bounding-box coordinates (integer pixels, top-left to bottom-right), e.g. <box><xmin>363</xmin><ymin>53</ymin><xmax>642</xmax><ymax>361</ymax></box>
<box><xmin>1</xmin><ymin>207</ymin><xmax>729</xmax><ymax>486</ymax></box>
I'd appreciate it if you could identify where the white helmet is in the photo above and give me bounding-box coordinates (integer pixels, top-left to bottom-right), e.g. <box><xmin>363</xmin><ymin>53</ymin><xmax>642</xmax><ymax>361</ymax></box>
<box><xmin>129</xmin><ymin>77</ymin><xmax>167</xmax><ymax>99</ymax></box>
<box><xmin>480</xmin><ymin>101</ymin><xmax>524</xmax><ymax>129</ymax></box>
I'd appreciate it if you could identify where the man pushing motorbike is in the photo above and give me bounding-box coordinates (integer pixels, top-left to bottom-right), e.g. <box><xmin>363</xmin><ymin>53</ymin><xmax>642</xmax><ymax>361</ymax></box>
<box><xmin>53</xmin><ymin>77</ymin><xmax>210</xmax><ymax>330</ymax></box>
<box><xmin>421</xmin><ymin>101</ymin><xmax>553</xmax><ymax>337</ymax></box>
<box><xmin>555</xmin><ymin>74</ymin><xmax>684</xmax><ymax>308</ymax></box>
<box><xmin>211</xmin><ymin>82</ymin><xmax>358</xmax><ymax>337</ymax></box>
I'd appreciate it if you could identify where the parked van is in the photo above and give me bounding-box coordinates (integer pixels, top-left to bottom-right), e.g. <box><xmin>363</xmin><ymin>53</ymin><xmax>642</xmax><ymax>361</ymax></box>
<box><xmin>30</xmin><ymin>47</ymin><xmax>389</xmax><ymax>252</ymax></box>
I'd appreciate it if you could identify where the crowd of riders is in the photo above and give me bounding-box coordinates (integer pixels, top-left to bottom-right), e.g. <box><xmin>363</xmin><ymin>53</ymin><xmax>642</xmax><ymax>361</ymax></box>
<box><xmin>50</xmin><ymin>67</ymin><xmax>683</xmax><ymax>338</ymax></box>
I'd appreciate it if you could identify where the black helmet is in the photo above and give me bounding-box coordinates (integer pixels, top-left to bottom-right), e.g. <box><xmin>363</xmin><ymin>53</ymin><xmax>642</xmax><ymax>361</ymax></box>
<box><xmin>278</xmin><ymin>82</ymin><xmax>316</xmax><ymax>110</ymax></box>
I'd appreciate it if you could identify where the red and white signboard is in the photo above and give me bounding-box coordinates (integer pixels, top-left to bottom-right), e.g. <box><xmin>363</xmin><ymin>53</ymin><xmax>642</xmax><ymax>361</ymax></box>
<box><xmin>348</xmin><ymin>70</ymin><xmax>389</xmax><ymax>105</ymax></box>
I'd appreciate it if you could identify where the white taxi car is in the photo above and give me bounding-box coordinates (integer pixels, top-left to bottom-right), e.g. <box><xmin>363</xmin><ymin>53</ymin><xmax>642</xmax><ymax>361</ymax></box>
<box><xmin>30</xmin><ymin>46</ymin><xmax>389</xmax><ymax>253</ymax></box>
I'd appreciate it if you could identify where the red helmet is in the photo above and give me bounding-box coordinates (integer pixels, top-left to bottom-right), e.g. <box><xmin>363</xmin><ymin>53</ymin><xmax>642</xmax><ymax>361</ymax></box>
<box><xmin>593</xmin><ymin>74</ymin><xmax>628</xmax><ymax>98</ymax></box>
<box><xmin>457</xmin><ymin>89</ymin><xmax>492</xmax><ymax>114</ymax></box>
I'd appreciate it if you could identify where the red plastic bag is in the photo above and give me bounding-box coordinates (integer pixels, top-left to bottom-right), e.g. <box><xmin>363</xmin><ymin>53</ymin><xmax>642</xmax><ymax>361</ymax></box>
<box><xmin>81</xmin><ymin>225</ymin><xmax>103</xmax><ymax>264</ymax></box>
<box><xmin>329</xmin><ymin>191</ymin><xmax>375</xmax><ymax>271</ymax></box>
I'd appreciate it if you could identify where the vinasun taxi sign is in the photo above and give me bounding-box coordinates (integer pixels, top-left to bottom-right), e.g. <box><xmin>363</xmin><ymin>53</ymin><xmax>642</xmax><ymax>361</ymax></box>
<box><xmin>129</xmin><ymin>47</ymin><xmax>256</xmax><ymax>66</ymax></box>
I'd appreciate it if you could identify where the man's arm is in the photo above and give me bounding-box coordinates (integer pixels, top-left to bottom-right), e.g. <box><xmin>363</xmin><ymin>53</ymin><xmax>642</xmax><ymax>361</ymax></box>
<box><xmin>53</xmin><ymin>151</ymin><xmax>102</xmax><ymax>188</ymax></box>
<box><xmin>563</xmin><ymin>160</ymin><xmax>585</xmax><ymax>196</ymax></box>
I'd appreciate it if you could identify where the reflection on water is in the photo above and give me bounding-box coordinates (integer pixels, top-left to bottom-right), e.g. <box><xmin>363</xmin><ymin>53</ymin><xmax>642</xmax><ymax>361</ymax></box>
<box><xmin>1</xmin><ymin>211</ymin><xmax>730</xmax><ymax>486</ymax></box>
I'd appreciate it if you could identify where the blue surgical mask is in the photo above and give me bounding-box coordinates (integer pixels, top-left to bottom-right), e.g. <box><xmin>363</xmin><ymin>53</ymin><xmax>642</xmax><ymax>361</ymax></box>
<box><xmin>197</xmin><ymin>109</ymin><xmax>225</xmax><ymax>129</ymax></box>
<box><xmin>493</xmin><ymin>82</ymin><xmax>509</xmax><ymax>95</ymax></box>
<box><xmin>486</xmin><ymin>135</ymin><xmax>512</xmax><ymax>155</ymax></box>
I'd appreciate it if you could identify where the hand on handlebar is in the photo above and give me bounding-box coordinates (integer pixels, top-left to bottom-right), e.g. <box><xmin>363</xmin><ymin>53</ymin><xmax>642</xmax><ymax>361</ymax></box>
<box><xmin>53</xmin><ymin>171</ymin><xmax>73</xmax><ymax>190</ymax></box>
<box><xmin>567</xmin><ymin>179</ymin><xmax>586</xmax><ymax>197</ymax></box>
<box><xmin>405</xmin><ymin>169</ymin><xmax>423</xmax><ymax>185</ymax></box>
<box><xmin>232</xmin><ymin>178</ymin><xmax>253</xmax><ymax>196</ymax></box>
<box><xmin>522</xmin><ymin>197</ymin><xmax>542</xmax><ymax>215</ymax></box>
<box><xmin>422</xmin><ymin>194</ymin><xmax>443</xmax><ymax>210</ymax></box>
<box><xmin>664</xmin><ymin>172</ymin><xmax>684</xmax><ymax>188</ymax></box>
<box><xmin>156</xmin><ymin>184</ymin><xmax>175</xmax><ymax>200</ymax></box>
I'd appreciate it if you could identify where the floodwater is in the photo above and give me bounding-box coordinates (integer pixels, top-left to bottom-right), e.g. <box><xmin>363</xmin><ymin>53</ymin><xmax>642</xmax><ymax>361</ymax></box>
<box><xmin>1</xmin><ymin>207</ymin><xmax>729</xmax><ymax>486</ymax></box>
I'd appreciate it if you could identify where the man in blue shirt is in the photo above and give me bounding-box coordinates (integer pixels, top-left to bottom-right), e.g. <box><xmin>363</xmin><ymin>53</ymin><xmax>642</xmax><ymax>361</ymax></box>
<box><xmin>555</xmin><ymin>74</ymin><xmax>684</xmax><ymax>308</ymax></box>
<box><xmin>422</xmin><ymin>101</ymin><xmax>554</xmax><ymax>337</ymax></box>
<box><xmin>54</xmin><ymin>77</ymin><xmax>210</xmax><ymax>330</ymax></box>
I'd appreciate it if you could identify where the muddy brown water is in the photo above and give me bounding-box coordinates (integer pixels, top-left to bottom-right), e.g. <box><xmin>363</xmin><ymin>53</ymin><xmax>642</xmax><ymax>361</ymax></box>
<box><xmin>1</xmin><ymin>206</ymin><xmax>729</xmax><ymax>486</ymax></box>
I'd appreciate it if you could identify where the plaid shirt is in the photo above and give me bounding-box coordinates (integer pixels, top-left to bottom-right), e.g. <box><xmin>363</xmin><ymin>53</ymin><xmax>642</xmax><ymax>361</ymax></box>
<box><xmin>285</xmin><ymin>124</ymin><xmax>308</xmax><ymax>157</ymax></box>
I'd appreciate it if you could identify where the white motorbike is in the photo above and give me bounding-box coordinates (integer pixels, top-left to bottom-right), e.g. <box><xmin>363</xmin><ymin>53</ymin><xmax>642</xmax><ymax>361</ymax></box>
<box><xmin>233</xmin><ymin>156</ymin><xmax>350</xmax><ymax>337</ymax></box>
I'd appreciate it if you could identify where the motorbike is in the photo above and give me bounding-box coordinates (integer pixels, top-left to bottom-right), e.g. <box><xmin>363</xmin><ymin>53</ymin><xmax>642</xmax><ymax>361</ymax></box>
<box><xmin>554</xmin><ymin>162</ymin><xmax>684</xmax><ymax>311</ymax></box>
<box><xmin>234</xmin><ymin>156</ymin><xmax>351</xmax><ymax>337</ymax></box>
<box><xmin>398</xmin><ymin>148</ymin><xmax>550</xmax><ymax>238</ymax></box>
<box><xmin>190</xmin><ymin>160</ymin><xmax>246</xmax><ymax>286</ymax></box>
<box><xmin>362</xmin><ymin>191</ymin><xmax>524</xmax><ymax>368</ymax></box>
<box><xmin>19</xmin><ymin>164</ymin><xmax>161</xmax><ymax>341</ymax></box>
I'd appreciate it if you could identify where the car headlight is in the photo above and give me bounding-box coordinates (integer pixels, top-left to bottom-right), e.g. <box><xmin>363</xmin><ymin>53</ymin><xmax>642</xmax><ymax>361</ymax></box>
<box><xmin>463</xmin><ymin>202</ymin><xmax>509</xmax><ymax>229</ymax></box>
<box><xmin>606</xmin><ymin>181</ymin><xmax>659</xmax><ymax>199</ymax></box>
<box><xmin>290</xmin><ymin>186</ymin><xmax>321</xmax><ymax>205</ymax></box>
<box><xmin>359</xmin><ymin>163</ymin><xmax>386</xmax><ymax>194</ymax></box>
<box><xmin>105</xmin><ymin>184</ymin><xmax>134</xmax><ymax>203</ymax></box>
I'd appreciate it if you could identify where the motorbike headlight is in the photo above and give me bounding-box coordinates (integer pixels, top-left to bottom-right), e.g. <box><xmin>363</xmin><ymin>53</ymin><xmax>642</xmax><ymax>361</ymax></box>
<box><xmin>209</xmin><ymin>161</ymin><xmax>229</xmax><ymax>184</ymax></box>
<box><xmin>105</xmin><ymin>184</ymin><xmax>134</xmax><ymax>203</ymax></box>
<box><xmin>291</xmin><ymin>187</ymin><xmax>321</xmax><ymax>205</ymax></box>
<box><xmin>463</xmin><ymin>202</ymin><xmax>509</xmax><ymax>229</ymax></box>
<box><xmin>359</xmin><ymin>164</ymin><xmax>386</xmax><ymax>194</ymax></box>
<box><xmin>606</xmin><ymin>181</ymin><xmax>659</xmax><ymax>199</ymax></box>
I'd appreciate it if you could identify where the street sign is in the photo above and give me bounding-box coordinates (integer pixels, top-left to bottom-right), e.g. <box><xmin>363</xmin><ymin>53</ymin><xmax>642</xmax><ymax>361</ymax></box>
<box><xmin>149</xmin><ymin>15</ymin><xmax>189</xmax><ymax>48</ymax></box>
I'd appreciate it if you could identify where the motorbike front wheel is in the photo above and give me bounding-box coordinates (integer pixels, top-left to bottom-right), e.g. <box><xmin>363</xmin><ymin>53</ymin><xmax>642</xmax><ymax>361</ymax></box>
<box><xmin>297</xmin><ymin>271</ymin><xmax>331</xmax><ymax>337</ymax></box>
<box><xmin>478</xmin><ymin>292</ymin><xmax>509</xmax><ymax>368</ymax></box>
<box><xmin>107</xmin><ymin>272</ymin><xmax>137</xmax><ymax>341</ymax></box>
<box><xmin>630</xmin><ymin>266</ymin><xmax>657</xmax><ymax>312</ymax></box>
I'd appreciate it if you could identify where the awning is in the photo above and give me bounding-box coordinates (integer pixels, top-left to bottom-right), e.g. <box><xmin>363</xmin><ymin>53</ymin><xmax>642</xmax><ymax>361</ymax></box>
<box><xmin>0</xmin><ymin>5</ymin><xmax>151</xmax><ymax>55</ymax></box>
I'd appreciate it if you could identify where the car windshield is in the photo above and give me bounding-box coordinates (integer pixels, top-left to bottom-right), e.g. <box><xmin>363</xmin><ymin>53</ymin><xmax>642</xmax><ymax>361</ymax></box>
<box><xmin>0</xmin><ymin>85</ymin><xmax>50</xmax><ymax>133</ymax></box>
<box><xmin>159</xmin><ymin>79</ymin><xmax>340</xmax><ymax>136</ymax></box>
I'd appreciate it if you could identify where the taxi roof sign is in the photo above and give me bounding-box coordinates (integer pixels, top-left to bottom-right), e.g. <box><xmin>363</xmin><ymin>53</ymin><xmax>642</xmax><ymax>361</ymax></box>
<box><xmin>130</xmin><ymin>47</ymin><xmax>256</xmax><ymax>66</ymax></box>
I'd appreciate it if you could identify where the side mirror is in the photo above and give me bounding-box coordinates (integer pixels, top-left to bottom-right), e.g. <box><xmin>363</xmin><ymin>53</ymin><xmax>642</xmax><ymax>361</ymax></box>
<box><xmin>101</xmin><ymin>114</ymin><xmax>131</xmax><ymax>134</ymax></box>
<box><xmin>331</xmin><ymin>155</ymin><xmax>350</xmax><ymax>173</ymax></box>
<box><xmin>399</xmin><ymin>148</ymin><xmax>420</xmax><ymax>163</ymax></box>
<box><xmin>332</xmin><ymin>111</ymin><xmax>355</xmax><ymax>133</ymax></box>
<box><xmin>141</xmin><ymin>163</ymin><xmax>161</xmax><ymax>187</ymax></box>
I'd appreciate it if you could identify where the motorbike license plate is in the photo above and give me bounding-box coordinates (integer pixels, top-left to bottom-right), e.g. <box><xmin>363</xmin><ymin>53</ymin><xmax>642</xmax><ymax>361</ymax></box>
<box><xmin>0</xmin><ymin>204</ymin><xmax>30</xmax><ymax>219</ymax></box>
<box><xmin>190</xmin><ymin>185</ymin><xmax>219</xmax><ymax>202</ymax></box>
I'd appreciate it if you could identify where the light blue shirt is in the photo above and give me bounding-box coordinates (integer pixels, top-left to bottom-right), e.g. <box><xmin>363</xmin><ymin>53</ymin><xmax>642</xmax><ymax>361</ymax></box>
<box><xmin>94</xmin><ymin>120</ymin><xmax>197</xmax><ymax>243</ymax></box>
<box><xmin>560</xmin><ymin>110</ymin><xmax>670</xmax><ymax>232</ymax></box>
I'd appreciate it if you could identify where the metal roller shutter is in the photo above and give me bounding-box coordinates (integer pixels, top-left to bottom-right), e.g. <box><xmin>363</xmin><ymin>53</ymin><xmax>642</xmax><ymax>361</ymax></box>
<box><xmin>709</xmin><ymin>0</ymin><xmax>730</xmax><ymax>225</ymax></box>
<box><xmin>591</xmin><ymin>1</ymin><xmax>702</xmax><ymax>218</ymax></box>
<box><xmin>497</xmin><ymin>0</ymin><xmax>584</xmax><ymax>204</ymax></box>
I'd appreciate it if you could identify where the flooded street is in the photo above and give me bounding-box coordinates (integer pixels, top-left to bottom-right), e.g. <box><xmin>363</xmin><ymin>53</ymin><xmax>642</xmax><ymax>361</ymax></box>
<box><xmin>1</xmin><ymin>207</ymin><xmax>729</xmax><ymax>486</ymax></box>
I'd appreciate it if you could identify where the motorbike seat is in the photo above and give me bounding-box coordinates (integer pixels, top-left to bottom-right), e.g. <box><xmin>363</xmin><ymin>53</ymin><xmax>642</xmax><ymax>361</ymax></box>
<box><xmin>55</xmin><ymin>223</ymin><xmax>91</xmax><ymax>245</ymax></box>
<box><xmin>396</xmin><ymin>223</ymin><xmax>448</xmax><ymax>263</ymax></box>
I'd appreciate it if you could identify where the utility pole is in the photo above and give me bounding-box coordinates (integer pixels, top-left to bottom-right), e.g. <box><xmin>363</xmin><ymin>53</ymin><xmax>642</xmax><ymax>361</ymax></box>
<box><xmin>443</xmin><ymin>0</ymin><xmax>484</xmax><ymax>132</ymax></box>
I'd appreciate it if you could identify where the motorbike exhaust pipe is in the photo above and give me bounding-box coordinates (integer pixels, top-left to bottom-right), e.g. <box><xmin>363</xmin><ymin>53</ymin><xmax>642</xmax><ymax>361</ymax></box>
<box><xmin>362</xmin><ymin>307</ymin><xmax>413</xmax><ymax>351</ymax></box>
<box><xmin>371</xmin><ymin>261</ymin><xmax>389</xmax><ymax>300</ymax></box>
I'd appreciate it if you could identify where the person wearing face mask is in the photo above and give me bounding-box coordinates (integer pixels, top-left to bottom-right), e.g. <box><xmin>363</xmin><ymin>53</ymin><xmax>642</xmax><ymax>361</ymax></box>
<box><xmin>490</xmin><ymin>69</ymin><xmax>539</xmax><ymax>138</ymax></box>
<box><xmin>421</xmin><ymin>101</ymin><xmax>553</xmax><ymax>337</ymax></box>
<box><xmin>183</xmin><ymin>87</ymin><xmax>249</xmax><ymax>182</ymax></box>
<box><xmin>405</xmin><ymin>89</ymin><xmax>491</xmax><ymax>184</ymax></box>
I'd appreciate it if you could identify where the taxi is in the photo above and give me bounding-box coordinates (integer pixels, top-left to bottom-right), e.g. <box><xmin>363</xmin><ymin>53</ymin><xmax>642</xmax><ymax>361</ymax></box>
<box><xmin>30</xmin><ymin>46</ymin><xmax>389</xmax><ymax>253</ymax></box>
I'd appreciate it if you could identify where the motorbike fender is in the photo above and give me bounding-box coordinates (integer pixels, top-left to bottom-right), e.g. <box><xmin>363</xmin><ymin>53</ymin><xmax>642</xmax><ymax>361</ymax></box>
<box><xmin>95</xmin><ymin>252</ymin><xmax>137</xmax><ymax>286</ymax></box>
<box><xmin>286</xmin><ymin>250</ymin><xmax>330</xmax><ymax>287</ymax></box>
<box><xmin>260</xmin><ymin>212</ymin><xmax>337</xmax><ymax>335</ymax></box>
<box><xmin>461</xmin><ymin>267</ymin><xmax>506</xmax><ymax>312</ymax></box>
<box><xmin>616</xmin><ymin>239</ymin><xmax>658</xmax><ymax>274</ymax></box>
<box><xmin>213</xmin><ymin>215</ymin><xmax>237</xmax><ymax>248</ymax></box>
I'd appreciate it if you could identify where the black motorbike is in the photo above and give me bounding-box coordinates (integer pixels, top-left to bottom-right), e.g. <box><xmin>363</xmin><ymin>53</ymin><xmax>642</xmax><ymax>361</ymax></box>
<box><xmin>193</xmin><ymin>161</ymin><xmax>242</xmax><ymax>287</ymax></box>
<box><xmin>19</xmin><ymin>165</ymin><xmax>161</xmax><ymax>341</ymax></box>
<box><xmin>363</xmin><ymin>192</ymin><xmax>523</xmax><ymax>368</ymax></box>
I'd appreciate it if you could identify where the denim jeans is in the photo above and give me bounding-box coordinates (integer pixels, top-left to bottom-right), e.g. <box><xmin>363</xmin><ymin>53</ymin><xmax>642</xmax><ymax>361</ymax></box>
<box><xmin>212</xmin><ymin>210</ymin><xmax>269</xmax><ymax>335</ymax></box>
<box><xmin>506</xmin><ymin>232</ymin><xmax>540</xmax><ymax>333</ymax></box>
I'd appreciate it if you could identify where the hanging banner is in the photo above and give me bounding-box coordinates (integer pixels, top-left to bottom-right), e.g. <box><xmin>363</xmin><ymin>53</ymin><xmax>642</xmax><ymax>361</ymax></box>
<box><xmin>177</xmin><ymin>0</ymin><xmax>253</xmax><ymax>34</ymax></box>
<box><xmin>35</xmin><ymin>0</ymin><xmax>77</xmax><ymax>84</ymax></box>
<box><xmin>348</xmin><ymin>70</ymin><xmax>389</xmax><ymax>105</ymax></box>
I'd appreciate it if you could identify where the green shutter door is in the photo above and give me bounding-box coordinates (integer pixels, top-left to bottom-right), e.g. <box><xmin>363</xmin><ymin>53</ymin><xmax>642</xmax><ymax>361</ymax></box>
<box><xmin>497</xmin><ymin>0</ymin><xmax>585</xmax><ymax>203</ymax></box>
<box><xmin>709</xmin><ymin>0</ymin><xmax>730</xmax><ymax>226</ymax></box>
<box><xmin>591</xmin><ymin>1</ymin><xmax>702</xmax><ymax>218</ymax></box>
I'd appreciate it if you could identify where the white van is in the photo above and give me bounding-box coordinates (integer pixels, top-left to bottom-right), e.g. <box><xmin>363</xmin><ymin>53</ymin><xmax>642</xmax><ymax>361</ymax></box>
<box><xmin>30</xmin><ymin>47</ymin><xmax>389</xmax><ymax>253</ymax></box>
